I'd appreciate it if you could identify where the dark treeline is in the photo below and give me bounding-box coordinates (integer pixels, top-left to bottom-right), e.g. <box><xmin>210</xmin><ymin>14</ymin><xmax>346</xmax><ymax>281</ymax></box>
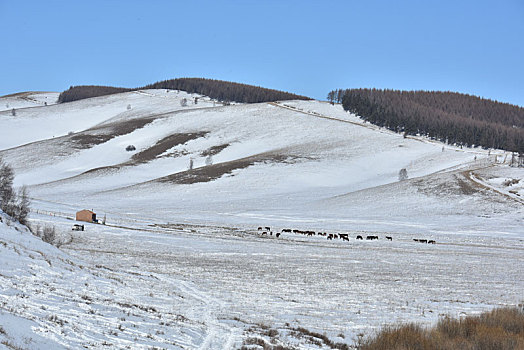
<box><xmin>58</xmin><ymin>85</ymin><xmax>132</xmax><ymax>103</ymax></box>
<box><xmin>58</xmin><ymin>78</ymin><xmax>310</xmax><ymax>104</ymax></box>
<box><xmin>329</xmin><ymin>88</ymin><xmax>524</xmax><ymax>153</ymax></box>
<box><xmin>143</xmin><ymin>78</ymin><xmax>310</xmax><ymax>103</ymax></box>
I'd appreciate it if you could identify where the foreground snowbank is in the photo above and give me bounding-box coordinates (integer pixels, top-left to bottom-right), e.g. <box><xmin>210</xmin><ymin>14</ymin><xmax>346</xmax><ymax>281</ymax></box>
<box><xmin>0</xmin><ymin>212</ymin><xmax>218</xmax><ymax>349</ymax></box>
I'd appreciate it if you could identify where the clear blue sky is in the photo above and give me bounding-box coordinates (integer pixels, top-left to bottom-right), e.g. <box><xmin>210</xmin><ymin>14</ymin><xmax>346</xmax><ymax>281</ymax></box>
<box><xmin>1</xmin><ymin>0</ymin><xmax>523</xmax><ymax>106</ymax></box>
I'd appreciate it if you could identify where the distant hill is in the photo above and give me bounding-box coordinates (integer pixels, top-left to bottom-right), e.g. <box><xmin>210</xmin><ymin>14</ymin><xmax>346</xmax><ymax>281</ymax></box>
<box><xmin>328</xmin><ymin>88</ymin><xmax>524</xmax><ymax>153</ymax></box>
<box><xmin>58</xmin><ymin>78</ymin><xmax>310</xmax><ymax>104</ymax></box>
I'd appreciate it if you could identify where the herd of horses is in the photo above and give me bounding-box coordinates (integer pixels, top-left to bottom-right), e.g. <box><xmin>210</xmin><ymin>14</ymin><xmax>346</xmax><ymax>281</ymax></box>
<box><xmin>257</xmin><ymin>226</ymin><xmax>436</xmax><ymax>244</ymax></box>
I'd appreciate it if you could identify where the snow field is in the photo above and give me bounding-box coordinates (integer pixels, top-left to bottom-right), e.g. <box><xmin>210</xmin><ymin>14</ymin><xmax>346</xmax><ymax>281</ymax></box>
<box><xmin>20</xmin><ymin>210</ymin><xmax>524</xmax><ymax>348</ymax></box>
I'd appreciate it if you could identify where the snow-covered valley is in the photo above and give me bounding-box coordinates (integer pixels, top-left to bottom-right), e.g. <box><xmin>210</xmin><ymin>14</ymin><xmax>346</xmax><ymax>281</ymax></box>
<box><xmin>0</xmin><ymin>90</ymin><xmax>522</xmax><ymax>349</ymax></box>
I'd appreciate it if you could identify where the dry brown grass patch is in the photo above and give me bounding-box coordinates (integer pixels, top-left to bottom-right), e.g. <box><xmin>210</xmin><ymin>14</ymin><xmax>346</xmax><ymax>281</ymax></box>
<box><xmin>360</xmin><ymin>306</ymin><xmax>524</xmax><ymax>350</ymax></box>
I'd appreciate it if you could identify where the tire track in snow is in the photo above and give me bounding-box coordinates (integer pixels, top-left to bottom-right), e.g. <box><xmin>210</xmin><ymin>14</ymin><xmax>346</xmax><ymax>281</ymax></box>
<box><xmin>175</xmin><ymin>280</ymin><xmax>241</xmax><ymax>349</ymax></box>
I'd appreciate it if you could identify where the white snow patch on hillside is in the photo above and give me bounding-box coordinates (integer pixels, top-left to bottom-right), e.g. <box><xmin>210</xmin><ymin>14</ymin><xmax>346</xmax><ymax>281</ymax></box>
<box><xmin>0</xmin><ymin>92</ymin><xmax>59</xmax><ymax>113</ymax></box>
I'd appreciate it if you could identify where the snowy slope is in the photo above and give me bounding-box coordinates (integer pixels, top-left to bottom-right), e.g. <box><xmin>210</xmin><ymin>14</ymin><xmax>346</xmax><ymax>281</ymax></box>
<box><xmin>2</xmin><ymin>95</ymin><xmax>516</xmax><ymax>232</ymax></box>
<box><xmin>0</xmin><ymin>92</ymin><xmax>59</xmax><ymax>113</ymax></box>
<box><xmin>2</xmin><ymin>97</ymin><xmax>499</xmax><ymax>196</ymax></box>
<box><xmin>0</xmin><ymin>89</ymin><xmax>213</xmax><ymax>151</ymax></box>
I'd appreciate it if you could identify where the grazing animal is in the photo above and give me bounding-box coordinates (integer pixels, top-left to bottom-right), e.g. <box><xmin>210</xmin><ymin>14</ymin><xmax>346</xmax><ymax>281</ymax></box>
<box><xmin>276</xmin><ymin>232</ymin><xmax>281</xmax><ymax>238</ymax></box>
<box><xmin>419</xmin><ymin>239</ymin><xmax>428</xmax><ymax>243</ymax></box>
<box><xmin>339</xmin><ymin>233</ymin><xmax>349</xmax><ymax>241</ymax></box>
<box><xmin>327</xmin><ymin>234</ymin><xmax>333</xmax><ymax>240</ymax></box>
<box><xmin>413</xmin><ymin>239</ymin><xmax>419</xmax><ymax>242</ymax></box>
<box><xmin>333</xmin><ymin>234</ymin><xmax>339</xmax><ymax>239</ymax></box>
<box><xmin>270</xmin><ymin>232</ymin><xmax>273</xmax><ymax>236</ymax></box>
<box><xmin>428</xmin><ymin>240</ymin><xmax>436</xmax><ymax>244</ymax></box>
<box><xmin>366</xmin><ymin>235</ymin><xmax>378</xmax><ymax>240</ymax></box>
<box><xmin>282</xmin><ymin>229</ymin><xmax>292</xmax><ymax>233</ymax></box>
<box><xmin>292</xmin><ymin>229</ymin><xmax>299</xmax><ymax>233</ymax></box>
<box><xmin>265</xmin><ymin>226</ymin><xmax>270</xmax><ymax>231</ymax></box>
<box><xmin>261</xmin><ymin>231</ymin><xmax>267</xmax><ymax>235</ymax></box>
<box><xmin>386</xmin><ymin>236</ymin><xmax>392</xmax><ymax>241</ymax></box>
<box><xmin>258</xmin><ymin>227</ymin><xmax>262</xmax><ymax>230</ymax></box>
<box><xmin>356</xmin><ymin>235</ymin><xmax>363</xmax><ymax>240</ymax></box>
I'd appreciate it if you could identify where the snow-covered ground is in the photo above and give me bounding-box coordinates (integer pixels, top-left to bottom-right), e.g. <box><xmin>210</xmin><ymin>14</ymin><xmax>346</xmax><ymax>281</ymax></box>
<box><xmin>0</xmin><ymin>211</ymin><xmax>240</xmax><ymax>349</ymax></box>
<box><xmin>0</xmin><ymin>90</ymin><xmax>522</xmax><ymax>348</ymax></box>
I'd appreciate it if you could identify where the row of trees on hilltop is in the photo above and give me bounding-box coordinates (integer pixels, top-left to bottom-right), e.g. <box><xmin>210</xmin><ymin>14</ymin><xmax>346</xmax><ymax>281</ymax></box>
<box><xmin>143</xmin><ymin>78</ymin><xmax>311</xmax><ymax>103</ymax></box>
<box><xmin>58</xmin><ymin>85</ymin><xmax>132</xmax><ymax>103</ymax></box>
<box><xmin>329</xmin><ymin>88</ymin><xmax>524</xmax><ymax>152</ymax></box>
<box><xmin>57</xmin><ymin>78</ymin><xmax>311</xmax><ymax>104</ymax></box>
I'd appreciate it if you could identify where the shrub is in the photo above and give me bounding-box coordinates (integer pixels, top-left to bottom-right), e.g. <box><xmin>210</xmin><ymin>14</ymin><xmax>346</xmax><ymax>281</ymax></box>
<box><xmin>42</xmin><ymin>225</ymin><xmax>56</xmax><ymax>244</ymax></box>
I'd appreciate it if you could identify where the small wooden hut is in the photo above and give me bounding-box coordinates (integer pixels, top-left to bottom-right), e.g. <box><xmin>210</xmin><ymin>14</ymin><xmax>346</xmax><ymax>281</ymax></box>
<box><xmin>76</xmin><ymin>209</ymin><xmax>96</xmax><ymax>223</ymax></box>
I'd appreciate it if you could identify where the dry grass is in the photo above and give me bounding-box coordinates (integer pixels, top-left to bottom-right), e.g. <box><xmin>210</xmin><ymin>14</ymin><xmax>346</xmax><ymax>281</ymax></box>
<box><xmin>292</xmin><ymin>327</ymin><xmax>349</xmax><ymax>349</ymax></box>
<box><xmin>359</xmin><ymin>307</ymin><xmax>524</xmax><ymax>350</ymax></box>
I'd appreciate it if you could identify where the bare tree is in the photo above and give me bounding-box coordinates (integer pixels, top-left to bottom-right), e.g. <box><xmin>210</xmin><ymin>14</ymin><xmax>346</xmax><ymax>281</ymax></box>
<box><xmin>0</xmin><ymin>158</ymin><xmax>31</xmax><ymax>224</ymax></box>
<box><xmin>180</xmin><ymin>98</ymin><xmax>188</xmax><ymax>107</ymax></box>
<box><xmin>398</xmin><ymin>168</ymin><xmax>408</xmax><ymax>181</ymax></box>
<box><xmin>205</xmin><ymin>155</ymin><xmax>213</xmax><ymax>166</ymax></box>
<box><xmin>15</xmin><ymin>186</ymin><xmax>30</xmax><ymax>225</ymax></box>
<box><xmin>327</xmin><ymin>91</ymin><xmax>335</xmax><ymax>104</ymax></box>
<box><xmin>188</xmin><ymin>157</ymin><xmax>194</xmax><ymax>170</ymax></box>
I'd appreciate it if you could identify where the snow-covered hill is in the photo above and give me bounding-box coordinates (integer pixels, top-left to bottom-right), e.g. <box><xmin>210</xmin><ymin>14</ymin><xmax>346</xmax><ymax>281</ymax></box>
<box><xmin>0</xmin><ymin>89</ymin><xmax>522</xmax><ymax>349</ymax></box>
<box><xmin>2</xmin><ymin>90</ymin><xmax>520</xmax><ymax>231</ymax></box>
